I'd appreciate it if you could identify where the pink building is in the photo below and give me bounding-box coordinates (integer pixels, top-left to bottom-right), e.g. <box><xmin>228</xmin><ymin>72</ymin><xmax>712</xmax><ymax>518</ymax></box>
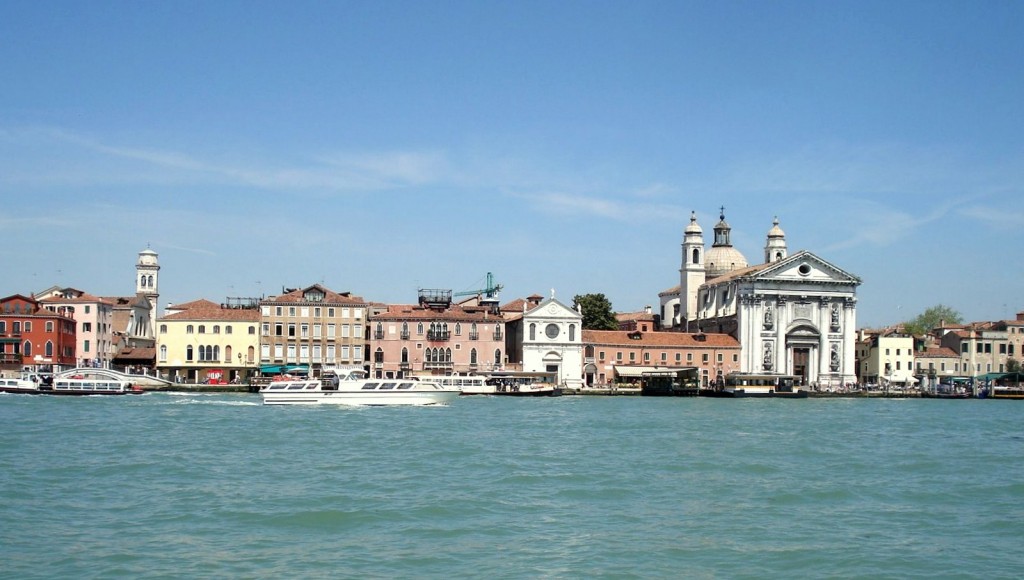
<box><xmin>369</xmin><ymin>291</ymin><xmax>506</xmax><ymax>379</ymax></box>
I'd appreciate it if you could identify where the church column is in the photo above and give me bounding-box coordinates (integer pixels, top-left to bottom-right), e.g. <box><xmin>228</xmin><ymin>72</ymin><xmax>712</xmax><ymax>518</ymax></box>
<box><xmin>842</xmin><ymin>298</ymin><xmax>858</xmax><ymax>384</ymax></box>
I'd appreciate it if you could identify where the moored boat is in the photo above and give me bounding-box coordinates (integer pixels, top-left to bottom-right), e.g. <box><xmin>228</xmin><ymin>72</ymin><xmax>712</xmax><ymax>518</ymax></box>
<box><xmin>260</xmin><ymin>369</ymin><xmax>460</xmax><ymax>406</ymax></box>
<box><xmin>46</xmin><ymin>368</ymin><xmax>144</xmax><ymax>395</ymax></box>
<box><xmin>484</xmin><ymin>371</ymin><xmax>562</xmax><ymax>397</ymax></box>
<box><xmin>700</xmin><ymin>373</ymin><xmax>808</xmax><ymax>399</ymax></box>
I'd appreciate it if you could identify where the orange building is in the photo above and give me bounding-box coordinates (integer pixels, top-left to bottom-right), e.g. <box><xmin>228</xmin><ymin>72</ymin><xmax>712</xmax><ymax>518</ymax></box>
<box><xmin>583</xmin><ymin>329</ymin><xmax>741</xmax><ymax>387</ymax></box>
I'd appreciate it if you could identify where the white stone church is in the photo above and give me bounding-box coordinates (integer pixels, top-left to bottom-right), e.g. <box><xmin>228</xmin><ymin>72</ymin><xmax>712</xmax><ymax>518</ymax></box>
<box><xmin>659</xmin><ymin>209</ymin><xmax>861</xmax><ymax>388</ymax></box>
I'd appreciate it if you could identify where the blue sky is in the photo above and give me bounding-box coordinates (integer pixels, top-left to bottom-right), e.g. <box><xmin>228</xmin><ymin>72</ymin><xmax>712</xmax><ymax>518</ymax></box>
<box><xmin>2</xmin><ymin>1</ymin><xmax>1022</xmax><ymax>328</ymax></box>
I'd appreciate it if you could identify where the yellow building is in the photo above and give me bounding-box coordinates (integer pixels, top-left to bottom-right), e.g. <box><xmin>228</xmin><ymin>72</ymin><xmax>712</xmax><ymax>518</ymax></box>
<box><xmin>156</xmin><ymin>299</ymin><xmax>260</xmax><ymax>384</ymax></box>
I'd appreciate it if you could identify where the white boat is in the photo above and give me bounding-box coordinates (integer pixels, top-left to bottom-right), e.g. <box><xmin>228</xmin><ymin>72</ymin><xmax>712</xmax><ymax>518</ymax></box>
<box><xmin>425</xmin><ymin>375</ymin><xmax>495</xmax><ymax>395</ymax></box>
<box><xmin>700</xmin><ymin>373</ymin><xmax>808</xmax><ymax>399</ymax></box>
<box><xmin>485</xmin><ymin>371</ymin><xmax>563</xmax><ymax>397</ymax></box>
<box><xmin>260</xmin><ymin>369</ymin><xmax>460</xmax><ymax>406</ymax></box>
<box><xmin>0</xmin><ymin>372</ymin><xmax>42</xmax><ymax>395</ymax></box>
<box><xmin>46</xmin><ymin>368</ymin><xmax>144</xmax><ymax>396</ymax></box>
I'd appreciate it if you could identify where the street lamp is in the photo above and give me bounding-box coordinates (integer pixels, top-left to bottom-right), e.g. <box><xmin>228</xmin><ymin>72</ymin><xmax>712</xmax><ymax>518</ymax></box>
<box><xmin>237</xmin><ymin>352</ymin><xmax>243</xmax><ymax>383</ymax></box>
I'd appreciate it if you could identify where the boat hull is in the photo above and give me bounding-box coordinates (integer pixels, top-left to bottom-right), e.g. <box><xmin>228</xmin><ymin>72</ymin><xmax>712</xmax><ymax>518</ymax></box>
<box><xmin>262</xmin><ymin>389</ymin><xmax>460</xmax><ymax>406</ymax></box>
<box><xmin>700</xmin><ymin>388</ymin><xmax>808</xmax><ymax>399</ymax></box>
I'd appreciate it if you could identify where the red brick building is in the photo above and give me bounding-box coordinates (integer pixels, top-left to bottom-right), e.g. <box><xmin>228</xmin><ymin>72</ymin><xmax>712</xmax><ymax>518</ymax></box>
<box><xmin>0</xmin><ymin>294</ymin><xmax>78</xmax><ymax>372</ymax></box>
<box><xmin>583</xmin><ymin>329</ymin><xmax>741</xmax><ymax>387</ymax></box>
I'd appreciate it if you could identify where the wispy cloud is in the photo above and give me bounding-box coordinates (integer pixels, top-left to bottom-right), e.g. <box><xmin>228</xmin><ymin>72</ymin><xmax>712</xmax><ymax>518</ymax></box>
<box><xmin>510</xmin><ymin>191</ymin><xmax>681</xmax><ymax>221</ymax></box>
<box><xmin>0</xmin><ymin>126</ymin><xmax>456</xmax><ymax>193</ymax></box>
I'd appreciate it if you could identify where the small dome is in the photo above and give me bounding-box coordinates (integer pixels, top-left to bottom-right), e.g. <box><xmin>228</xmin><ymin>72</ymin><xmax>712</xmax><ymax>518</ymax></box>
<box><xmin>767</xmin><ymin>216</ymin><xmax>785</xmax><ymax>239</ymax></box>
<box><xmin>684</xmin><ymin>211</ymin><xmax>702</xmax><ymax>235</ymax></box>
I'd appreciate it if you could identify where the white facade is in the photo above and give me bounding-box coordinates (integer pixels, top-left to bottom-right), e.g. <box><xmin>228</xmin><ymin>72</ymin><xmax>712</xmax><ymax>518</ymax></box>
<box><xmin>724</xmin><ymin>252</ymin><xmax>861</xmax><ymax>388</ymax></box>
<box><xmin>521</xmin><ymin>295</ymin><xmax>584</xmax><ymax>389</ymax></box>
<box><xmin>662</xmin><ymin>211</ymin><xmax>862</xmax><ymax>388</ymax></box>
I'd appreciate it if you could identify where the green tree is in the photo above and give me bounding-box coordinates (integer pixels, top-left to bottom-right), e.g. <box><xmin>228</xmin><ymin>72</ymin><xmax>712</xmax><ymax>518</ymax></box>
<box><xmin>903</xmin><ymin>304</ymin><xmax>964</xmax><ymax>336</ymax></box>
<box><xmin>573</xmin><ymin>293</ymin><xmax>618</xmax><ymax>330</ymax></box>
<box><xmin>1008</xmin><ymin>359</ymin><xmax>1021</xmax><ymax>373</ymax></box>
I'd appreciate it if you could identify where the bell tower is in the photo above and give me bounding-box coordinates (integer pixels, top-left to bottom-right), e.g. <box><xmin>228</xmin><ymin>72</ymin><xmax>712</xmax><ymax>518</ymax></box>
<box><xmin>136</xmin><ymin>247</ymin><xmax>160</xmax><ymax>337</ymax></box>
<box><xmin>764</xmin><ymin>216</ymin><xmax>788</xmax><ymax>264</ymax></box>
<box><xmin>679</xmin><ymin>211</ymin><xmax>706</xmax><ymax>329</ymax></box>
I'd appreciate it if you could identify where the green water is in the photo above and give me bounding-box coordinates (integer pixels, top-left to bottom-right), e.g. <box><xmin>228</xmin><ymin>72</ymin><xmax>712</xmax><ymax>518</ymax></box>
<box><xmin>1</xmin><ymin>393</ymin><xmax>1021</xmax><ymax>579</ymax></box>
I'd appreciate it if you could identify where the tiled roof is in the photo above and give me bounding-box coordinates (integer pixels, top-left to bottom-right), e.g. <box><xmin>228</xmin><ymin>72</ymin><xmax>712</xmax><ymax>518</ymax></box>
<box><xmin>659</xmin><ymin>284</ymin><xmax>680</xmax><ymax>296</ymax></box>
<box><xmin>160</xmin><ymin>299</ymin><xmax>260</xmax><ymax>322</ymax></box>
<box><xmin>372</xmin><ymin>304</ymin><xmax>502</xmax><ymax>322</ymax></box>
<box><xmin>916</xmin><ymin>347</ymin><xmax>959</xmax><ymax>358</ymax></box>
<box><xmin>38</xmin><ymin>292</ymin><xmax>113</xmax><ymax>305</ymax></box>
<box><xmin>263</xmin><ymin>284</ymin><xmax>366</xmax><ymax>305</ymax></box>
<box><xmin>583</xmin><ymin>329</ymin><xmax>739</xmax><ymax>348</ymax></box>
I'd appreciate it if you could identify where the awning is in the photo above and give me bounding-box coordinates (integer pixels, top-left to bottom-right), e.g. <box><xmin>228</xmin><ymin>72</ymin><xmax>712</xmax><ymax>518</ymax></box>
<box><xmin>613</xmin><ymin>365</ymin><xmax>691</xmax><ymax>377</ymax></box>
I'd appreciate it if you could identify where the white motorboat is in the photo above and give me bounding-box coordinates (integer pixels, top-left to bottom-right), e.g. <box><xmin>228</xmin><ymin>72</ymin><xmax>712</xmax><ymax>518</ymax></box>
<box><xmin>0</xmin><ymin>372</ymin><xmax>42</xmax><ymax>395</ymax></box>
<box><xmin>260</xmin><ymin>369</ymin><xmax>460</xmax><ymax>406</ymax></box>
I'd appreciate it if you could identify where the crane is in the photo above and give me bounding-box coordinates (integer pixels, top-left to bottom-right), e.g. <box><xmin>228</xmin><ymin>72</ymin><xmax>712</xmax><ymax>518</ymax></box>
<box><xmin>453</xmin><ymin>272</ymin><xmax>503</xmax><ymax>301</ymax></box>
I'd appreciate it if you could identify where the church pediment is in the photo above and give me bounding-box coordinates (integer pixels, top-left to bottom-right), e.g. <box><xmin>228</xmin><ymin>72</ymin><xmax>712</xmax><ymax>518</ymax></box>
<box><xmin>751</xmin><ymin>251</ymin><xmax>861</xmax><ymax>286</ymax></box>
<box><xmin>524</xmin><ymin>297</ymin><xmax>580</xmax><ymax>322</ymax></box>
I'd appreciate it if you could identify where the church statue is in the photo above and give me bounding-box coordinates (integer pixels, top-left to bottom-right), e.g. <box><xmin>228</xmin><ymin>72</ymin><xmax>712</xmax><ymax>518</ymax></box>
<box><xmin>763</xmin><ymin>342</ymin><xmax>773</xmax><ymax>371</ymax></box>
<box><xmin>830</xmin><ymin>343</ymin><xmax>840</xmax><ymax>372</ymax></box>
<box><xmin>830</xmin><ymin>303</ymin><xmax>840</xmax><ymax>330</ymax></box>
<box><xmin>763</xmin><ymin>305</ymin><xmax>773</xmax><ymax>329</ymax></box>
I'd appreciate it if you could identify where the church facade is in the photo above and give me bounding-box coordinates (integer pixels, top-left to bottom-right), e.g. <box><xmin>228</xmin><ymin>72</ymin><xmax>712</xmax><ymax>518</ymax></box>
<box><xmin>660</xmin><ymin>210</ymin><xmax>861</xmax><ymax>388</ymax></box>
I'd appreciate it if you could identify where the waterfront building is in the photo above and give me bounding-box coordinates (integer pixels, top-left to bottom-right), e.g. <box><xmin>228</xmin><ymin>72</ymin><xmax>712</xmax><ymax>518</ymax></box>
<box><xmin>0</xmin><ymin>294</ymin><xmax>77</xmax><ymax>372</ymax></box>
<box><xmin>855</xmin><ymin>329</ymin><xmax>916</xmax><ymax>387</ymax></box>
<box><xmin>913</xmin><ymin>346</ymin><xmax>961</xmax><ymax>388</ymax></box>
<box><xmin>659</xmin><ymin>210</ymin><xmax>861</xmax><ymax>388</ymax></box>
<box><xmin>36</xmin><ymin>287</ymin><xmax>115</xmax><ymax>368</ymax></box>
<box><xmin>582</xmin><ymin>329</ymin><xmax>740</xmax><ymax>387</ymax></box>
<box><xmin>504</xmin><ymin>292</ymin><xmax>585</xmax><ymax>389</ymax></box>
<box><xmin>368</xmin><ymin>290</ymin><xmax>505</xmax><ymax>379</ymax></box>
<box><xmin>259</xmin><ymin>284</ymin><xmax>368</xmax><ymax>376</ymax></box>
<box><xmin>157</xmin><ymin>299</ymin><xmax>260</xmax><ymax>383</ymax></box>
<box><xmin>939</xmin><ymin>322</ymin><xmax>1013</xmax><ymax>378</ymax></box>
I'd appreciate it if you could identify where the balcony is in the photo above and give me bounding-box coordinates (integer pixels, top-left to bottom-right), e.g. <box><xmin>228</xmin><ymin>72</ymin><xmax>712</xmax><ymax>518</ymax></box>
<box><xmin>426</xmin><ymin>330</ymin><xmax>450</xmax><ymax>341</ymax></box>
<box><xmin>399</xmin><ymin>361</ymin><xmax>411</xmax><ymax>370</ymax></box>
<box><xmin>400</xmin><ymin>331</ymin><xmax>410</xmax><ymax>340</ymax></box>
<box><xmin>468</xmin><ymin>332</ymin><xmax>479</xmax><ymax>341</ymax></box>
<box><xmin>493</xmin><ymin>331</ymin><xmax>503</xmax><ymax>341</ymax></box>
<box><xmin>423</xmin><ymin>361</ymin><xmax>453</xmax><ymax>370</ymax></box>
<box><xmin>374</xmin><ymin>330</ymin><xmax>385</xmax><ymax>339</ymax></box>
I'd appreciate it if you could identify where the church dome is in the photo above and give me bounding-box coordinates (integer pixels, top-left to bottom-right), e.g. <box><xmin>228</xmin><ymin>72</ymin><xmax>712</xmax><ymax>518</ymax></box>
<box><xmin>705</xmin><ymin>208</ymin><xmax>747</xmax><ymax>279</ymax></box>
<box><xmin>705</xmin><ymin>245</ymin><xmax>748</xmax><ymax>279</ymax></box>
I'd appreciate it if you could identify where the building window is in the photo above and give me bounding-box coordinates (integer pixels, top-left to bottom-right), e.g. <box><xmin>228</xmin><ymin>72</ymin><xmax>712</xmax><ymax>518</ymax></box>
<box><xmin>160</xmin><ymin>345</ymin><xmax>167</xmax><ymax>362</ymax></box>
<box><xmin>643</xmin><ymin>352</ymin><xmax>650</xmax><ymax>362</ymax></box>
<box><xmin>160</xmin><ymin>324</ymin><xmax>167</xmax><ymax>334</ymax></box>
<box><xmin>186</xmin><ymin>345</ymin><xmax>193</xmax><ymax>361</ymax></box>
<box><xmin>289</xmin><ymin>307</ymin><xmax>296</xmax><ymax>317</ymax></box>
<box><xmin>569</xmin><ymin>324</ymin><xmax>576</xmax><ymax>342</ymax></box>
<box><xmin>470</xmin><ymin>348</ymin><xmax>478</xmax><ymax>365</ymax></box>
<box><xmin>248</xmin><ymin>326</ymin><xmax>256</xmax><ymax>335</ymax></box>
<box><xmin>529</xmin><ymin>324</ymin><xmax>536</xmax><ymax>341</ymax></box>
<box><xmin>455</xmin><ymin>323</ymin><xmax>462</xmax><ymax>336</ymax></box>
<box><xmin>226</xmin><ymin>326</ymin><xmax>232</xmax><ymax>334</ymax></box>
<box><xmin>198</xmin><ymin>325</ymin><xmax>206</xmax><ymax>334</ymax></box>
<box><xmin>417</xmin><ymin>323</ymin><xmax>424</xmax><ymax>335</ymax></box>
<box><xmin>702</xmin><ymin>353</ymin><xmax>709</xmax><ymax>363</ymax></box>
<box><xmin>23</xmin><ymin>341</ymin><xmax>31</xmax><ymax>356</ymax></box>
<box><xmin>717</xmin><ymin>353</ymin><xmax>723</xmax><ymax>362</ymax></box>
<box><xmin>83</xmin><ymin>340</ymin><xmax>90</xmax><ymax>353</ymax></box>
<box><xmin>186</xmin><ymin>325</ymin><xmax>194</xmax><ymax>334</ymax></box>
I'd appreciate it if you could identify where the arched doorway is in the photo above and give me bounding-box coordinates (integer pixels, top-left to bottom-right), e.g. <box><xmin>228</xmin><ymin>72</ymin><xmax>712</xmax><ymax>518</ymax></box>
<box><xmin>785</xmin><ymin>322</ymin><xmax>820</xmax><ymax>386</ymax></box>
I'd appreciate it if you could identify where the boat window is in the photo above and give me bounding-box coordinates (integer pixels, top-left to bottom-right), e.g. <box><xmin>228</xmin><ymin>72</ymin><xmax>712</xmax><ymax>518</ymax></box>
<box><xmin>398</xmin><ymin>383</ymin><xmax>414</xmax><ymax>390</ymax></box>
<box><xmin>269</xmin><ymin>384</ymin><xmax>286</xmax><ymax>390</ymax></box>
<box><xmin>305</xmin><ymin>384</ymin><xmax>318</xmax><ymax>390</ymax></box>
<box><xmin>287</xmin><ymin>384</ymin><xmax>306</xmax><ymax>390</ymax></box>
<box><xmin>380</xmin><ymin>382</ymin><xmax>396</xmax><ymax>390</ymax></box>
<box><xmin>362</xmin><ymin>383</ymin><xmax>379</xmax><ymax>390</ymax></box>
